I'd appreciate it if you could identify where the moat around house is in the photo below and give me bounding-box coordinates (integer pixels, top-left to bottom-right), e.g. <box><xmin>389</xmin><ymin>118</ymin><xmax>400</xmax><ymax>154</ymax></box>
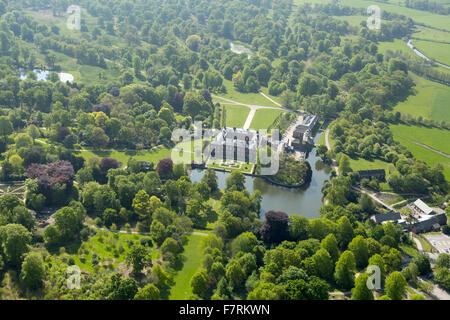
<box><xmin>190</xmin><ymin>132</ymin><xmax>332</xmax><ymax>219</ymax></box>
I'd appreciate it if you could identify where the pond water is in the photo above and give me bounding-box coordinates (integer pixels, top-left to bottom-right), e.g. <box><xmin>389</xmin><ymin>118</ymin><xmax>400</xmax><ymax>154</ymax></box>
<box><xmin>230</xmin><ymin>42</ymin><xmax>253</xmax><ymax>59</ymax></box>
<box><xmin>190</xmin><ymin>132</ymin><xmax>332</xmax><ymax>219</ymax></box>
<box><xmin>19</xmin><ymin>68</ymin><xmax>74</xmax><ymax>83</ymax></box>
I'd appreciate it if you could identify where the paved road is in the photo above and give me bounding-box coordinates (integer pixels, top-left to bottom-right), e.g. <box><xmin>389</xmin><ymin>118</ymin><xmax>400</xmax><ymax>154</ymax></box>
<box><xmin>424</xmin><ymin>233</ymin><xmax>450</xmax><ymax>254</ymax></box>
<box><xmin>412</xmin><ymin>232</ymin><xmax>424</xmax><ymax>253</ymax></box>
<box><xmin>243</xmin><ymin>108</ymin><xmax>256</xmax><ymax>130</ymax></box>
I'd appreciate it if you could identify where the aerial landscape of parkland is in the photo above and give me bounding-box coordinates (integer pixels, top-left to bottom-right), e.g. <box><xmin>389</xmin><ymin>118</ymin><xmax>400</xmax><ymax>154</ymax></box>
<box><xmin>0</xmin><ymin>0</ymin><xmax>449</xmax><ymax>304</ymax></box>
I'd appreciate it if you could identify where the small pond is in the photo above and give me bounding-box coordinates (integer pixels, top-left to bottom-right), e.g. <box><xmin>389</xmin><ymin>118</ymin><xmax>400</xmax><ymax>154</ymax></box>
<box><xmin>19</xmin><ymin>68</ymin><xmax>74</xmax><ymax>83</ymax></box>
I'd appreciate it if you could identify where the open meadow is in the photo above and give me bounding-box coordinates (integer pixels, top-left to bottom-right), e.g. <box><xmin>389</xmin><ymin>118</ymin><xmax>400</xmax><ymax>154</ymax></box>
<box><xmin>74</xmin><ymin>146</ymin><xmax>172</xmax><ymax>167</ymax></box>
<box><xmin>169</xmin><ymin>233</ymin><xmax>207</xmax><ymax>300</ymax></box>
<box><xmin>390</xmin><ymin>124</ymin><xmax>450</xmax><ymax>179</ymax></box>
<box><xmin>393</xmin><ymin>74</ymin><xmax>450</xmax><ymax>123</ymax></box>
<box><xmin>411</xmin><ymin>40</ymin><xmax>450</xmax><ymax>66</ymax></box>
<box><xmin>340</xmin><ymin>0</ymin><xmax>450</xmax><ymax>31</ymax></box>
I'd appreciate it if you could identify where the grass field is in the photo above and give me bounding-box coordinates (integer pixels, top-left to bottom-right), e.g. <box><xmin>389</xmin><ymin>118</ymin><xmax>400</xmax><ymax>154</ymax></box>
<box><xmin>216</xmin><ymin>79</ymin><xmax>281</xmax><ymax>107</ymax></box>
<box><xmin>378</xmin><ymin>39</ymin><xmax>419</xmax><ymax>60</ymax></box>
<box><xmin>169</xmin><ymin>233</ymin><xmax>205</xmax><ymax>300</ymax></box>
<box><xmin>172</xmin><ymin>139</ymin><xmax>211</xmax><ymax>163</ymax></box>
<box><xmin>413</xmin><ymin>26</ymin><xmax>450</xmax><ymax>43</ymax></box>
<box><xmin>399</xmin><ymin>241</ymin><xmax>420</xmax><ymax>258</ymax></box>
<box><xmin>377</xmin><ymin>38</ymin><xmax>450</xmax><ymax>77</ymax></box>
<box><xmin>24</xmin><ymin>9</ymin><xmax>133</xmax><ymax>84</ymax></box>
<box><xmin>390</xmin><ymin>123</ymin><xmax>450</xmax><ymax>154</ymax></box>
<box><xmin>249</xmin><ymin>109</ymin><xmax>285</xmax><ymax>130</ymax></box>
<box><xmin>333</xmin><ymin>15</ymin><xmax>389</xmax><ymax>28</ymax></box>
<box><xmin>348</xmin><ymin>157</ymin><xmax>398</xmax><ymax>179</ymax></box>
<box><xmin>411</xmin><ymin>40</ymin><xmax>450</xmax><ymax>66</ymax></box>
<box><xmin>294</xmin><ymin>0</ymin><xmax>330</xmax><ymax>5</ymax></box>
<box><xmin>333</xmin><ymin>15</ymin><xmax>365</xmax><ymax>27</ymax></box>
<box><xmin>49</xmin><ymin>50</ymin><xmax>121</xmax><ymax>84</ymax></box>
<box><xmin>224</xmin><ymin>105</ymin><xmax>250</xmax><ymax>128</ymax></box>
<box><xmin>340</xmin><ymin>0</ymin><xmax>450</xmax><ymax>31</ymax></box>
<box><xmin>74</xmin><ymin>146</ymin><xmax>172</xmax><ymax>167</ymax></box>
<box><xmin>390</xmin><ymin>124</ymin><xmax>450</xmax><ymax>179</ymax></box>
<box><xmin>414</xmin><ymin>234</ymin><xmax>435</xmax><ymax>253</ymax></box>
<box><xmin>394</xmin><ymin>74</ymin><xmax>450</xmax><ymax>122</ymax></box>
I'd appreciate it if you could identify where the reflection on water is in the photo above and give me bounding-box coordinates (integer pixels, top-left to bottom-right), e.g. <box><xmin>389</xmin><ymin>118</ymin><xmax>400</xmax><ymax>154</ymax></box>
<box><xmin>190</xmin><ymin>132</ymin><xmax>331</xmax><ymax>219</ymax></box>
<box><xmin>19</xmin><ymin>68</ymin><xmax>74</xmax><ymax>83</ymax></box>
<box><xmin>230</xmin><ymin>42</ymin><xmax>253</xmax><ymax>59</ymax></box>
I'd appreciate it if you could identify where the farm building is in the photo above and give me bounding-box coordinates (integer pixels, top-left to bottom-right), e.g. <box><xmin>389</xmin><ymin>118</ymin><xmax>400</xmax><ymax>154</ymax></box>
<box><xmin>409</xmin><ymin>199</ymin><xmax>435</xmax><ymax>215</ymax></box>
<box><xmin>412</xmin><ymin>213</ymin><xmax>447</xmax><ymax>233</ymax></box>
<box><xmin>371</xmin><ymin>212</ymin><xmax>401</xmax><ymax>224</ymax></box>
<box><xmin>357</xmin><ymin>169</ymin><xmax>386</xmax><ymax>181</ymax></box>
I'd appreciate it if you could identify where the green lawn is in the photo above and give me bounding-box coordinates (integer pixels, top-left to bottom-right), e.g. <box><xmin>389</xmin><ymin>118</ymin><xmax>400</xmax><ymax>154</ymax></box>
<box><xmin>215</xmin><ymin>79</ymin><xmax>281</xmax><ymax>107</ymax></box>
<box><xmin>389</xmin><ymin>126</ymin><xmax>450</xmax><ymax>180</ymax></box>
<box><xmin>207</xmin><ymin>159</ymin><xmax>253</xmax><ymax>173</ymax></box>
<box><xmin>241</xmin><ymin>162</ymin><xmax>254</xmax><ymax>173</ymax></box>
<box><xmin>224</xmin><ymin>105</ymin><xmax>250</xmax><ymax>128</ymax></box>
<box><xmin>348</xmin><ymin>157</ymin><xmax>398</xmax><ymax>181</ymax></box>
<box><xmin>324</xmin><ymin>129</ymin><xmax>398</xmax><ymax>182</ymax></box>
<box><xmin>24</xmin><ymin>9</ymin><xmax>125</xmax><ymax>84</ymax></box>
<box><xmin>411</xmin><ymin>40</ymin><xmax>450</xmax><ymax>66</ymax></box>
<box><xmin>394</xmin><ymin>74</ymin><xmax>450</xmax><ymax>123</ymax></box>
<box><xmin>414</xmin><ymin>234</ymin><xmax>435</xmax><ymax>253</ymax></box>
<box><xmin>399</xmin><ymin>242</ymin><xmax>420</xmax><ymax>258</ymax></box>
<box><xmin>334</xmin><ymin>15</ymin><xmax>389</xmax><ymax>28</ymax></box>
<box><xmin>378</xmin><ymin>39</ymin><xmax>419</xmax><ymax>60</ymax></box>
<box><xmin>249</xmin><ymin>109</ymin><xmax>285</xmax><ymax>130</ymax></box>
<box><xmin>317</xmin><ymin>131</ymin><xmax>325</xmax><ymax>146</ymax></box>
<box><xmin>413</xmin><ymin>26</ymin><xmax>450</xmax><ymax>43</ymax></box>
<box><xmin>333</xmin><ymin>15</ymin><xmax>365</xmax><ymax>27</ymax></box>
<box><xmin>390</xmin><ymin>123</ymin><xmax>450</xmax><ymax>155</ymax></box>
<box><xmin>169</xmin><ymin>233</ymin><xmax>206</xmax><ymax>300</ymax></box>
<box><xmin>49</xmin><ymin>50</ymin><xmax>121</xmax><ymax>84</ymax></box>
<box><xmin>340</xmin><ymin>0</ymin><xmax>450</xmax><ymax>31</ymax></box>
<box><xmin>294</xmin><ymin>0</ymin><xmax>332</xmax><ymax>5</ymax></box>
<box><xmin>74</xmin><ymin>146</ymin><xmax>172</xmax><ymax>167</ymax></box>
<box><xmin>172</xmin><ymin>139</ymin><xmax>209</xmax><ymax>163</ymax></box>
